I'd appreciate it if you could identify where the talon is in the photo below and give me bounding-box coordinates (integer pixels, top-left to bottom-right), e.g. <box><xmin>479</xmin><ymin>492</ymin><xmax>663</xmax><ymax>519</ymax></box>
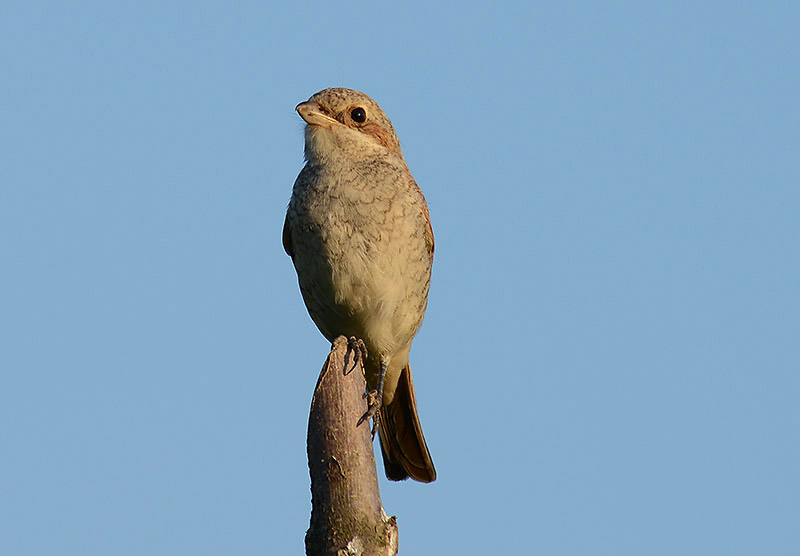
<box><xmin>344</xmin><ymin>336</ymin><xmax>368</xmax><ymax>375</ymax></box>
<box><xmin>357</xmin><ymin>389</ymin><xmax>381</xmax><ymax>439</ymax></box>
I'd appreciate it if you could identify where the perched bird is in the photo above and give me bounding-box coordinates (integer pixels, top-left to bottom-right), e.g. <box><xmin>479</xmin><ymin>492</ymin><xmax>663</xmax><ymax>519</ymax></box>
<box><xmin>283</xmin><ymin>88</ymin><xmax>436</xmax><ymax>482</ymax></box>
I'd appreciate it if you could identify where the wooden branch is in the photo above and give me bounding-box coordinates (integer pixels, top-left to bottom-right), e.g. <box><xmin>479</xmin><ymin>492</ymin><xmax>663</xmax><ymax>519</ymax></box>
<box><xmin>305</xmin><ymin>336</ymin><xmax>399</xmax><ymax>556</ymax></box>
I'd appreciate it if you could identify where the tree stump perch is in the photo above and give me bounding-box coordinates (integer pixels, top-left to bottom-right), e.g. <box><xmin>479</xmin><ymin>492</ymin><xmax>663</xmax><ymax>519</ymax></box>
<box><xmin>305</xmin><ymin>336</ymin><xmax>399</xmax><ymax>556</ymax></box>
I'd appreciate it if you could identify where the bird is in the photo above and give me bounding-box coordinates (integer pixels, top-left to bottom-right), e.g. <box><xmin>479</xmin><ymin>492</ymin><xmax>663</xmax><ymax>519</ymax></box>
<box><xmin>283</xmin><ymin>88</ymin><xmax>436</xmax><ymax>483</ymax></box>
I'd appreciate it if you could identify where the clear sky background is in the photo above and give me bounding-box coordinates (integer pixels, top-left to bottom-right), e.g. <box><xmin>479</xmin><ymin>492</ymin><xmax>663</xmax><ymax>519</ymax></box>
<box><xmin>2</xmin><ymin>2</ymin><xmax>798</xmax><ymax>555</ymax></box>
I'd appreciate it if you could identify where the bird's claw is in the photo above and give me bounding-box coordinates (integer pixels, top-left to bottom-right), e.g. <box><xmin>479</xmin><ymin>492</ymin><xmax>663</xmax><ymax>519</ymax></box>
<box><xmin>344</xmin><ymin>336</ymin><xmax>368</xmax><ymax>375</ymax></box>
<box><xmin>357</xmin><ymin>389</ymin><xmax>381</xmax><ymax>438</ymax></box>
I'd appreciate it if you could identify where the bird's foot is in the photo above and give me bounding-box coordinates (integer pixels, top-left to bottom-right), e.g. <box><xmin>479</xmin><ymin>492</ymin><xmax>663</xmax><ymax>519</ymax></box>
<box><xmin>357</xmin><ymin>389</ymin><xmax>381</xmax><ymax>439</ymax></box>
<box><xmin>343</xmin><ymin>336</ymin><xmax>368</xmax><ymax>375</ymax></box>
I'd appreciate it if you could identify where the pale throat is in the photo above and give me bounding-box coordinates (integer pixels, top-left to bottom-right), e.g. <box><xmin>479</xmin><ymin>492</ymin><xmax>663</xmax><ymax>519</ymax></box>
<box><xmin>304</xmin><ymin>125</ymin><xmax>388</xmax><ymax>166</ymax></box>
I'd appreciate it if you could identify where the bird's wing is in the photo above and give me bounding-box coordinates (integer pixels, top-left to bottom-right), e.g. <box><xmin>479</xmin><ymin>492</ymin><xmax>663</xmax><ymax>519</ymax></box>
<box><xmin>282</xmin><ymin>211</ymin><xmax>294</xmax><ymax>258</ymax></box>
<box><xmin>414</xmin><ymin>179</ymin><xmax>434</xmax><ymax>258</ymax></box>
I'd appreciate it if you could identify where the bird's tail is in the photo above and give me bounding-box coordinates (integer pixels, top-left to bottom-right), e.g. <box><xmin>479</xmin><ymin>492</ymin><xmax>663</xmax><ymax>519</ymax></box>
<box><xmin>378</xmin><ymin>364</ymin><xmax>436</xmax><ymax>482</ymax></box>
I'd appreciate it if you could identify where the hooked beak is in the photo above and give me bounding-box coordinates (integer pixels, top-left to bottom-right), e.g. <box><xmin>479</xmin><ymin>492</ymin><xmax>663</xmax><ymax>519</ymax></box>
<box><xmin>296</xmin><ymin>101</ymin><xmax>339</xmax><ymax>128</ymax></box>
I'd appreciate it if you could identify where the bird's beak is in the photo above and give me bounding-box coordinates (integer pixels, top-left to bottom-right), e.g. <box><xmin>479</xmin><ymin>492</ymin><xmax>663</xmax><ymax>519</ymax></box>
<box><xmin>296</xmin><ymin>101</ymin><xmax>339</xmax><ymax>128</ymax></box>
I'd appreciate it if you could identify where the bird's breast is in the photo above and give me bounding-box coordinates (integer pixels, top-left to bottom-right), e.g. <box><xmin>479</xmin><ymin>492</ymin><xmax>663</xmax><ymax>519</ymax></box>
<box><xmin>289</xmin><ymin>161</ymin><xmax>432</xmax><ymax>354</ymax></box>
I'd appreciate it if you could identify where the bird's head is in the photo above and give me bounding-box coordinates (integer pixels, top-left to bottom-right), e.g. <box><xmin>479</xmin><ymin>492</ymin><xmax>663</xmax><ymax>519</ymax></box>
<box><xmin>296</xmin><ymin>88</ymin><xmax>403</xmax><ymax>164</ymax></box>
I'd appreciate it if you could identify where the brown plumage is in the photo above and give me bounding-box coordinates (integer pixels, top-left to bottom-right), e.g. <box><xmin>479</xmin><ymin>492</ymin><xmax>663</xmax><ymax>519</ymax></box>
<box><xmin>283</xmin><ymin>88</ymin><xmax>436</xmax><ymax>482</ymax></box>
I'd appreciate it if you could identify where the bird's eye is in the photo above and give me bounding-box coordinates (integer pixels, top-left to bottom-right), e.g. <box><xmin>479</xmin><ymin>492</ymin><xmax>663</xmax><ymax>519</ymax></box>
<box><xmin>350</xmin><ymin>107</ymin><xmax>367</xmax><ymax>123</ymax></box>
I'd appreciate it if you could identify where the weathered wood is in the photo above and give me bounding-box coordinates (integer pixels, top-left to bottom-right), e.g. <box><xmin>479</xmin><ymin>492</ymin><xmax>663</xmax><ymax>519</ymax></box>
<box><xmin>305</xmin><ymin>336</ymin><xmax>399</xmax><ymax>556</ymax></box>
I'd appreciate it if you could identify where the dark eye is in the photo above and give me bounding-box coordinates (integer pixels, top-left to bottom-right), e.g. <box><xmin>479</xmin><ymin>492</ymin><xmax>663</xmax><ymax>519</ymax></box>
<box><xmin>350</xmin><ymin>107</ymin><xmax>366</xmax><ymax>123</ymax></box>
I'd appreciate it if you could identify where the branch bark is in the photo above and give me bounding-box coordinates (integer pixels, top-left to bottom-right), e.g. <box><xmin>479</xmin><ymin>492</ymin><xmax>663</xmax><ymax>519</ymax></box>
<box><xmin>305</xmin><ymin>336</ymin><xmax>399</xmax><ymax>556</ymax></box>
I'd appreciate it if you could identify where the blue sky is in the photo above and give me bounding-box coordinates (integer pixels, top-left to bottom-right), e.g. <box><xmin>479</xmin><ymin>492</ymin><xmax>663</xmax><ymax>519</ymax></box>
<box><xmin>2</xmin><ymin>2</ymin><xmax>798</xmax><ymax>554</ymax></box>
